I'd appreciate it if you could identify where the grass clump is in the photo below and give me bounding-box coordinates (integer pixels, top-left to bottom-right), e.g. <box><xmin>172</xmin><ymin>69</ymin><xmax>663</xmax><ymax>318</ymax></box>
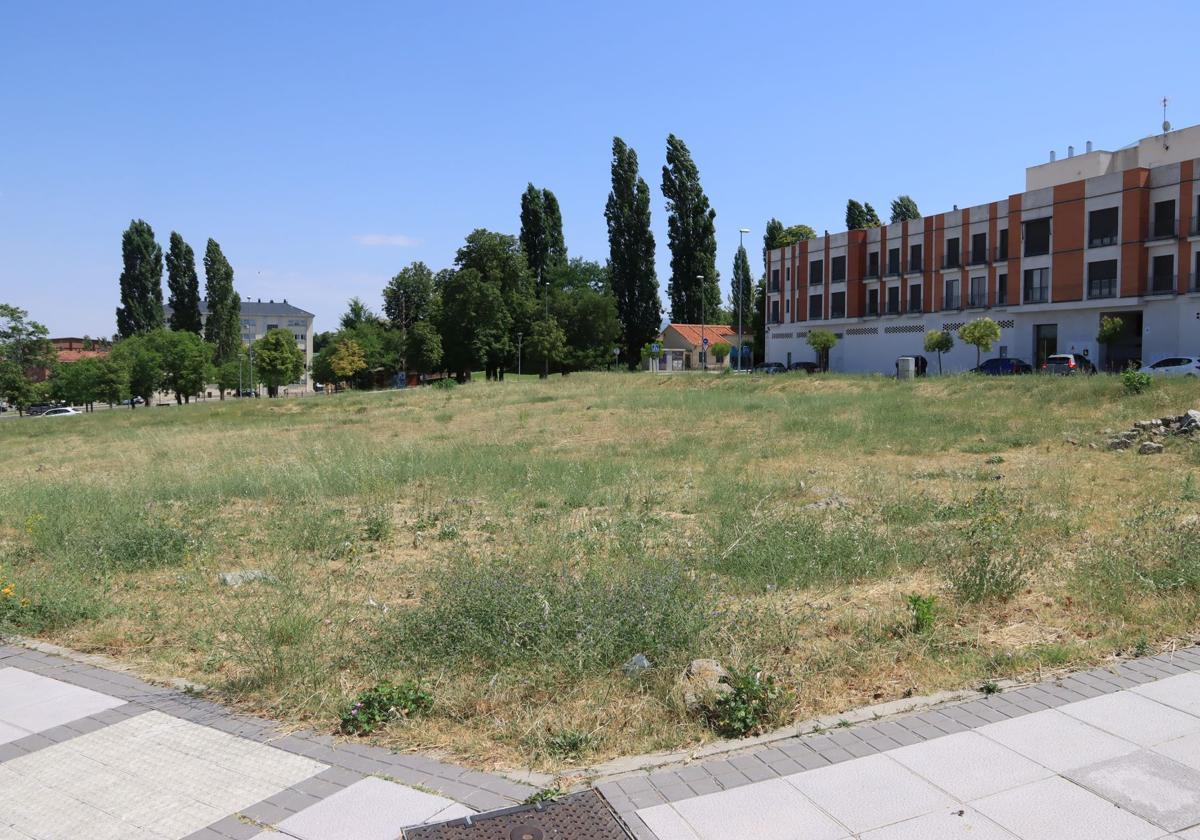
<box><xmin>702</xmin><ymin>668</ymin><xmax>783</xmax><ymax>738</ymax></box>
<box><xmin>941</xmin><ymin>490</ymin><xmax>1034</xmax><ymax>603</ymax></box>
<box><xmin>340</xmin><ymin>680</ymin><xmax>433</xmax><ymax>735</ymax></box>
<box><xmin>905</xmin><ymin>593</ymin><xmax>938</xmax><ymax>634</ymax></box>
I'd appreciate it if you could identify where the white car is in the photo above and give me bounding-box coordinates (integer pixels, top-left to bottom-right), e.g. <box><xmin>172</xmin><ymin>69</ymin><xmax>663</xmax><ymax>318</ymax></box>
<box><xmin>41</xmin><ymin>407</ymin><xmax>81</xmax><ymax>417</ymax></box>
<box><xmin>1139</xmin><ymin>356</ymin><xmax>1200</xmax><ymax>377</ymax></box>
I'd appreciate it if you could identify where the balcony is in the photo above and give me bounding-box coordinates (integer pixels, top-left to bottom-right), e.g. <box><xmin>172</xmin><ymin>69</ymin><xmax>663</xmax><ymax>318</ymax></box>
<box><xmin>885</xmin><ymin>302</ymin><xmax>901</xmax><ymax>316</ymax></box>
<box><xmin>1148</xmin><ymin>220</ymin><xmax>1178</xmax><ymax>241</ymax></box>
<box><xmin>967</xmin><ymin>293</ymin><xmax>988</xmax><ymax>308</ymax></box>
<box><xmin>866</xmin><ymin>301</ymin><xmax>880</xmax><ymax>317</ymax></box>
<box><xmin>908</xmin><ymin>259</ymin><xmax>923</xmax><ymax>273</ymax></box>
<box><xmin>1147</xmin><ymin>274</ymin><xmax>1177</xmax><ymax>296</ymax></box>
<box><xmin>967</xmin><ymin>251</ymin><xmax>988</xmax><ymax>267</ymax></box>
<box><xmin>1088</xmin><ymin>233</ymin><xmax>1119</xmax><ymax>248</ymax></box>
<box><xmin>1190</xmin><ymin>273</ymin><xmax>1200</xmax><ymax>292</ymax></box>
<box><xmin>993</xmin><ymin>247</ymin><xmax>1009</xmax><ymax>262</ymax></box>
<box><xmin>866</xmin><ymin>266</ymin><xmax>880</xmax><ymax>279</ymax></box>
<box><xmin>1192</xmin><ymin>221</ymin><xmax>1200</xmax><ymax>237</ymax></box>
<box><xmin>884</xmin><ymin>263</ymin><xmax>901</xmax><ymax>277</ymax></box>
<box><xmin>1086</xmin><ymin>280</ymin><xmax>1117</xmax><ymax>299</ymax></box>
<box><xmin>942</xmin><ymin>253</ymin><xmax>962</xmax><ymax>269</ymax></box>
<box><xmin>1023</xmin><ymin>288</ymin><xmax>1049</xmax><ymax>304</ymax></box>
<box><xmin>941</xmin><ymin>295</ymin><xmax>961</xmax><ymax>311</ymax></box>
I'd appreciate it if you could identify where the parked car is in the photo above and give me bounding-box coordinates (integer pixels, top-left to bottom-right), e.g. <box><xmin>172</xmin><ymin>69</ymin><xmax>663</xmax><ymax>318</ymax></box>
<box><xmin>1042</xmin><ymin>353</ymin><xmax>1096</xmax><ymax>375</ymax></box>
<box><xmin>754</xmin><ymin>362</ymin><xmax>786</xmax><ymax>374</ymax></box>
<box><xmin>788</xmin><ymin>361</ymin><xmax>819</xmax><ymax>374</ymax></box>
<box><xmin>973</xmin><ymin>357</ymin><xmax>1033</xmax><ymax>375</ymax></box>
<box><xmin>25</xmin><ymin>403</ymin><xmax>53</xmax><ymax>416</ymax></box>
<box><xmin>41</xmin><ymin>407</ymin><xmax>80</xmax><ymax>417</ymax></box>
<box><xmin>1139</xmin><ymin>356</ymin><xmax>1200</xmax><ymax>377</ymax></box>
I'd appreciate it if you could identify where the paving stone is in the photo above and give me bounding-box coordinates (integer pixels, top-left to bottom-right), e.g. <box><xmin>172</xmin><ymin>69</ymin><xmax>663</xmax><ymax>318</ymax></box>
<box><xmin>0</xmin><ymin>667</ymin><xmax>126</xmax><ymax>743</ymax></box>
<box><xmin>785</xmin><ymin>753</ymin><xmax>955</xmax><ymax>835</ymax></box>
<box><xmin>888</xmin><ymin>730</ymin><xmax>1052</xmax><ymax>801</ymax></box>
<box><xmin>684</xmin><ymin>776</ymin><xmax>722</xmax><ymax>796</ymax></box>
<box><xmin>1059</xmin><ymin>691</ymin><xmax>1200</xmax><ymax>746</ymax></box>
<box><xmin>638</xmin><ymin>804</ymin><xmax>703</xmax><ymax>840</ymax></box>
<box><xmin>859</xmin><ymin>807</ymin><xmax>1015</xmax><ymax>840</ymax></box>
<box><xmin>978</xmin><ymin>708</ymin><xmax>1138</xmax><ymax>772</ymax></box>
<box><xmin>1133</xmin><ymin>672</ymin><xmax>1200</xmax><ymax>717</ymax></box>
<box><xmin>1066</xmin><ymin>749</ymin><xmax>1200</xmax><ymax>833</ymax></box>
<box><xmin>276</xmin><ymin>777</ymin><xmax>466</xmax><ymax>839</ymax></box>
<box><xmin>1153</xmin><ymin>731</ymin><xmax>1200</xmax><ymax>774</ymax></box>
<box><xmin>663</xmin><ymin>777</ymin><xmax>849</xmax><ymax>840</ymax></box>
<box><xmin>972</xmin><ymin>775</ymin><xmax>1164</xmax><ymax>840</ymax></box>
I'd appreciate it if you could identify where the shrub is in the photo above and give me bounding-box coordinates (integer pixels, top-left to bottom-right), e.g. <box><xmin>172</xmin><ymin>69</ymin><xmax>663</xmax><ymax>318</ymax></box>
<box><xmin>905</xmin><ymin>593</ymin><xmax>937</xmax><ymax>634</ymax></box>
<box><xmin>1121</xmin><ymin>366</ymin><xmax>1153</xmax><ymax>395</ymax></box>
<box><xmin>431</xmin><ymin>377</ymin><xmax>457</xmax><ymax>390</ymax></box>
<box><xmin>703</xmin><ymin>668</ymin><xmax>782</xmax><ymax>738</ymax></box>
<box><xmin>340</xmin><ymin>680</ymin><xmax>433</xmax><ymax>735</ymax></box>
<box><xmin>361</xmin><ymin>504</ymin><xmax>393</xmax><ymax>542</ymax></box>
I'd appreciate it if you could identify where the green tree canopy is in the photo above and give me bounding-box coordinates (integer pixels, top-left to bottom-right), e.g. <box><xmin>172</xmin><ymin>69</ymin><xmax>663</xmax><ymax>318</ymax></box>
<box><xmin>452</xmin><ymin>230</ymin><xmax>531</xmax><ymax>377</ymax></box>
<box><xmin>890</xmin><ymin>196</ymin><xmax>921</xmax><ymax>223</ymax></box>
<box><xmin>923</xmin><ymin>329</ymin><xmax>954</xmax><ymax>374</ymax></box>
<box><xmin>806</xmin><ymin>328</ymin><xmax>838</xmax><ymax>371</ymax></box>
<box><xmin>165</xmin><ymin>232</ymin><xmax>202</xmax><ymax>334</ymax></box>
<box><xmin>149</xmin><ymin>328</ymin><xmax>211</xmax><ymax>403</ymax></box>
<box><xmin>863</xmin><ymin>202</ymin><xmax>882</xmax><ymax>228</ymax></box>
<box><xmin>605</xmin><ymin>137</ymin><xmax>661</xmax><ymax>370</ymax></box>
<box><xmin>1097</xmin><ymin>315</ymin><xmax>1124</xmax><ymax>346</ymax></box>
<box><xmin>437</xmin><ymin>266</ymin><xmax>512</xmax><ymax>381</ymax></box>
<box><xmin>330</xmin><ymin>339</ymin><xmax>367</xmax><ymax>384</ymax></box>
<box><xmin>202</xmin><ymin>239</ymin><xmax>240</xmax><ymax>364</ymax></box>
<box><xmin>526</xmin><ymin>316</ymin><xmax>567</xmax><ymax>375</ymax></box>
<box><xmin>0</xmin><ymin>304</ymin><xmax>54</xmax><ymax>413</ymax></box>
<box><xmin>383</xmin><ymin>262</ymin><xmax>435</xmax><ymax>330</ymax></box>
<box><xmin>253</xmin><ymin>328</ymin><xmax>306</xmax><ymax>397</ymax></box>
<box><xmin>730</xmin><ymin>244</ymin><xmax>753</xmax><ymax>333</ymax></box>
<box><xmin>845</xmin><ymin>201</ymin><xmax>881</xmax><ymax>231</ymax></box>
<box><xmin>340</xmin><ymin>296</ymin><xmax>379</xmax><ymax>331</ymax></box>
<box><xmin>406</xmin><ymin>321</ymin><xmax>443</xmax><ymax>374</ymax></box>
<box><xmin>110</xmin><ymin>334</ymin><xmax>163</xmax><ymax>407</ymax></box>
<box><xmin>662</xmin><ymin>134</ymin><xmax>719</xmax><ymax>323</ymax></box>
<box><xmin>116</xmin><ymin>220</ymin><xmax>164</xmax><ymax>338</ymax></box>
<box><xmin>544</xmin><ymin>259</ymin><xmax>620</xmax><ymax>372</ymax></box>
<box><xmin>958</xmin><ymin>317</ymin><xmax>1001</xmax><ymax>367</ymax></box>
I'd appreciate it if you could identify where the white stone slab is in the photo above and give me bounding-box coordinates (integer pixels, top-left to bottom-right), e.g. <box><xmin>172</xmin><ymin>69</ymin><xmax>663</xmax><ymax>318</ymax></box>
<box><xmin>977</xmin><ymin>708</ymin><xmax>1138</xmax><ymax>772</ymax></box>
<box><xmin>973</xmin><ymin>776</ymin><xmax>1162</xmax><ymax>840</ymax></box>
<box><xmin>1133</xmin><ymin>672</ymin><xmax>1200</xmax><ymax>717</ymax></box>
<box><xmin>638</xmin><ymin>805</ymin><xmax>704</xmax><ymax>840</ymax></box>
<box><xmin>1059</xmin><ymin>691</ymin><xmax>1200</xmax><ymax>746</ymax></box>
<box><xmin>0</xmin><ymin>667</ymin><xmax>125</xmax><ymax>743</ymax></box>
<box><xmin>0</xmin><ymin>710</ymin><xmax>325</xmax><ymax>840</ymax></box>
<box><xmin>277</xmin><ymin>776</ymin><xmax>467</xmax><ymax>840</ymax></box>
<box><xmin>428</xmin><ymin>802</ymin><xmax>476</xmax><ymax>823</ymax></box>
<box><xmin>888</xmin><ymin>730</ymin><xmax>1052</xmax><ymax>801</ymax></box>
<box><xmin>1155</xmin><ymin>731</ymin><xmax>1200</xmax><ymax>773</ymax></box>
<box><xmin>786</xmin><ymin>754</ymin><xmax>955</xmax><ymax>835</ymax></box>
<box><xmin>859</xmin><ymin>807</ymin><xmax>1015</xmax><ymax>840</ymax></box>
<box><xmin>666</xmin><ymin>777</ymin><xmax>849</xmax><ymax>840</ymax></box>
<box><xmin>1067</xmin><ymin>750</ymin><xmax>1200</xmax><ymax>832</ymax></box>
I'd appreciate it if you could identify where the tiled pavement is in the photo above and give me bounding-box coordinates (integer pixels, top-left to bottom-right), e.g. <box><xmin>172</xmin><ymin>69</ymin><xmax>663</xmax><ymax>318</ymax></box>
<box><xmin>0</xmin><ymin>643</ymin><xmax>537</xmax><ymax>839</ymax></box>
<box><xmin>598</xmin><ymin>645</ymin><xmax>1200</xmax><ymax>839</ymax></box>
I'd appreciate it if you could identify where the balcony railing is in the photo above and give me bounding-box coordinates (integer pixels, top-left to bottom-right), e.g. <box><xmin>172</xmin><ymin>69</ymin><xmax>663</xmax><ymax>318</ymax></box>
<box><xmin>967</xmin><ymin>293</ymin><xmax>988</xmax><ymax>308</ymax></box>
<box><xmin>885</xmin><ymin>263</ymin><xmax>901</xmax><ymax>277</ymax></box>
<box><xmin>1147</xmin><ymin>274</ymin><xmax>1177</xmax><ymax>295</ymax></box>
<box><xmin>1088</xmin><ymin>233</ymin><xmax>1119</xmax><ymax>248</ymax></box>
<box><xmin>1024</xmin><ymin>288</ymin><xmax>1049</xmax><ymax>304</ymax></box>
<box><xmin>909</xmin><ymin>259</ymin><xmax>923</xmax><ymax>272</ymax></box>
<box><xmin>867</xmin><ymin>266</ymin><xmax>879</xmax><ymax>278</ymax></box>
<box><xmin>1192</xmin><ymin>222</ymin><xmax>1200</xmax><ymax>237</ymax></box>
<box><xmin>885</xmin><ymin>302</ymin><xmax>901</xmax><ymax>315</ymax></box>
<box><xmin>866</xmin><ymin>302</ymin><xmax>880</xmax><ymax>317</ymax></box>
<box><xmin>967</xmin><ymin>251</ymin><xmax>988</xmax><ymax>266</ymax></box>
<box><xmin>1087</xmin><ymin>280</ymin><xmax>1117</xmax><ymax>299</ymax></box>
<box><xmin>1148</xmin><ymin>220</ymin><xmax>1178</xmax><ymax>240</ymax></box>
<box><xmin>942</xmin><ymin>295</ymin><xmax>961</xmax><ymax>310</ymax></box>
<box><xmin>942</xmin><ymin>253</ymin><xmax>962</xmax><ymax>269</ymax></box>
<box><xmin>993</xmin><ymin>247</ymin><xmax>1009</xmax><ymax>262</ymax></box>
<box><xmin>1190</xmin><ymin>273</ymin><xmax>1200</xmax><ymax>292</ymax></box>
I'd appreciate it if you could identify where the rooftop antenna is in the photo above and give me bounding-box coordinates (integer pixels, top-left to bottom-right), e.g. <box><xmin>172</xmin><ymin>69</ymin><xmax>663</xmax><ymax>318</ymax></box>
<box><xmin>1162</xmin><ymin>96</ymin><xmax>1171</xmax><ymax>150</ymax></box>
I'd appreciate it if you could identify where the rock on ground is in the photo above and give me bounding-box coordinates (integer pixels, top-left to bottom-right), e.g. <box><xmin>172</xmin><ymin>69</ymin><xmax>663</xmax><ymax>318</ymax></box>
<box><xmin>679</xmin><ymin>658</ymin><xmax>732</xmax><ymax>711</ymax></box>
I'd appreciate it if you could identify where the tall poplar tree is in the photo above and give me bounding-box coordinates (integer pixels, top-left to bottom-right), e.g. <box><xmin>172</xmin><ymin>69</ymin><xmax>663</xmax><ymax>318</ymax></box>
<box><xmin>730</xmin><ymin>244</ymin><xmax>753</xmax><ymax>334</ymax></box>
<box><xmin>890</xmin><ymin>195</ymin><xmax>921</xmax><ymax>222</ymax></box>
<box><xmin>542</xmin><ymin>188</ymin><xmax>566</xmax><ymax>268</ymax></box>
<box><xmin>519</xmin><ymin>184</ymin><xmax>547</xmax><ymax>280</ymax></box>
<box><xmin>165</xmin><ymin>232</ymin><xmax>202</xmax><ymax>334</ymax></box>
<box><xmin>115</xmin><ymin>220</ymin><xmax>164</xmax><ymax>338</ymax></box>
<box><xmin>661</xmin><ymin>134</ymin><xmax>719</xmax><ymax>323</ymax></box>
<box><xmin>604</xmin><ymin>137</ymin><xmax>661</xmax><ymax>370</ymax></box>
<box><xmin>202</xmin><ymin>239</ymin><xmax>241</xmax><ymax>364</ymax></box>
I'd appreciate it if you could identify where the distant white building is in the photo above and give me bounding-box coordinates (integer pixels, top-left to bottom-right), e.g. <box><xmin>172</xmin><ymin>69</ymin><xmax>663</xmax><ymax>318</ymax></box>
<box><xmin>165</xmin><ymin>298</ymin><xmax>315</xmax><ymax>391</ymax></box>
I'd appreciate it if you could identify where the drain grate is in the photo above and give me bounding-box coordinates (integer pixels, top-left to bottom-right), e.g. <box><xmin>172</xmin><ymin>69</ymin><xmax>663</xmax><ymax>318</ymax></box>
<box><xmin>405</xmin><ymin>790</ymin><xmax>631</xmax><ymax>840</ymax></box>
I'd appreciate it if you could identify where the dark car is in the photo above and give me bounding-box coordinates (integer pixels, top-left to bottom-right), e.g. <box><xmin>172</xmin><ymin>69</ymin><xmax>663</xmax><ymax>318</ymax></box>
<box><xmin>754</xmin><ymin>362</ymin><xmax>786</xmax><ymax>374</ymax></box>
<box><xmin>788</xmin><ymin>361</ymin><xmax>819</xmax><ymax>374</ymax></box>
<box><xmin>974</xmin><ymin>357</ymin><xmax>1033</xmax><ymax>375</ymax></box>
<box><xmin>1042</xmin><ymin>353</ymin><xmax>1096</xmax><ymax>375</ymax></box>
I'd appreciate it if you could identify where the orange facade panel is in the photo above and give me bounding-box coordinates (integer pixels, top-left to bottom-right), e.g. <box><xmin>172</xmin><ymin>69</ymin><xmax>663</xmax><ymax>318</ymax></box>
<box><xmin>1052</xmin><ymin>181</ymin><xmax>1085</xmax><ymax>302</ymax></box>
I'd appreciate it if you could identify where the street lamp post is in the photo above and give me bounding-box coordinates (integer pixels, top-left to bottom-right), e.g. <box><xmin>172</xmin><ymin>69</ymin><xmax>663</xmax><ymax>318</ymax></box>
<box><xmin>737</xmin><ymin>228</ymin><xmax>750</xmax><ymax>371</ymax></box>
<box><xmin>517</xmin><ymin>332</ymin><xmax>523</xmax><ymax>377</ymax></box>
<box><xmin>695</xmin><ymin>274</ymin><xmax>706</xmax><ymax>370</ymax></box>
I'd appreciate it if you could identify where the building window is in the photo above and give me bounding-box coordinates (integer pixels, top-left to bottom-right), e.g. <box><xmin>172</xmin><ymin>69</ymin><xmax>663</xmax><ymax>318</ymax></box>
<box><xmin>809</xmin><ymin>259</ymin><xmax>824</xmax><ymax>286</ymax></box>
<box><xmin>1088</xmin><ymin>207</ymin><xmax>1119</xmax><ymax>247</ymax></box>
<box><xmin>908</xmin><ymin>284</ymin><xmax>922</xmax><ymax>312</ymax></box>
<box><xmin>887</xmin><ymin>248</ymin><xmax>900</xmax><ymax>275</ymax></box>
<box><xmin>1152</xmin><ymin>199</ymin><xmax>1176</xmax><ymax>239</ymax></box>
<box><xmin>770</xmin><ymin>300</ymin><xmax>780</xmax><ymax>323</ymax></box>
<box><xmin>886</xmin><ymin>285</ymin><xmax>900</xmax><ymax>314</ymax></box>
<box><xmin>831</xmin><ymin>256</ymin><xmax>846</xmax><ymax>282</ymax></box>
<box><xmin>770</xmin><ymin>268</ymin><xmax>780</xmax><ymax>292</ymax></box>
<box><xmin>785</xmin><ymin>298</ymin><xmax>790</xmax><ymax>316</ymax></box>
<box><xmin>809</xmin><ymin>294</ymin><xmax>822</xmax><ymax>319</ymax></box>
<box><xmin>969</xmin><ymin>276</ymin><xmax>986</xmax><ymax>307</ymax></box>
<box><xmin>868</xmin><ymin>251</ymin><xmax>879</xmax><ymax>278</ymax></box>
<box><xmin>943</xmin><ymin>278</ymin><xmax>960</xmax><ymax>309</ymax></box>
<box><xmin>997</xmin><ymin>273</ymin><xmax>1008</xmax><ymax>306</ymax></box>
<box><xmin>909</xmin><ymin>243</ymin><xmax>923</xmax><ymax>272</ymax></box>
<box><xmin>970</xmin><ymin>232</ymin><xmax>987</xmax><ymax>265</ymax></box>
<box><xmin>1023</xmin><ymin>267</ymin><xmax>1049</xmax><ymax>303</ymax></box>
<box><xmin>1024</xmin><ymin>218</ymin><xmax>1050</xmax><ymax>256</ymax></box>
<box><xmin>240</xmin><ymin>319</ymin><xmax>256</xmax><ymax>328</ymax></box>
<box><xmin>830</xmin><ymin>291</ymin><xmax>846</xmax><ymax>319</ymax></box>
<box><xmin>1087</xmin><ymin>260</ymin><xmax>1118</xmax><ymax>299</ymax></box>
<box><xmin>997</xmin><ymin>228</ymin><xmax>1009</xmax><ymax>261</ymax></box>
<box><xmin>945</xmin><ymin>237</ymin><xmax>960</xmax><ymax>268</ymax></box>
<box><xmin>867</xmin><ymin>288</ymin><xmax>879</xmax><ymax>316</ymax></box>
<box><xmin>1151</xmin><ymin>254</ymin><xmax>1175</xmax><ymax>294</ymax></box>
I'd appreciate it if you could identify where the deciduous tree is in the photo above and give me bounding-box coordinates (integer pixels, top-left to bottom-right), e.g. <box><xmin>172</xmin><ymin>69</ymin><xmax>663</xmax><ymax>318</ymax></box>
<box><xmin>924</xmin><ymin>329</ymin><xmax>954</xmax><ymax>374</ymax></box>
<box><xmin>165</xmin><ymin>232</ymin><xmax>202</xmax><ymax>334</ymax></box>
<box><xmin>806</xmin><ymin>329</ymin><xmax>838</xmax><ymax>371</ymax></box>
<box><xmin>150</xmin><ymin>329</ymin><xmax>211</xmax><ymax>404</ymax></box>
<box><xmin>383</xmin><ymin>262</ymin><xmax>435</xmax><ymax>330</ymax></box>
<box><xmin>958</xmin><ymin>317</ymin><xmax>1001</xmax><ymax>367</ymax></box>
<box><xmin>605</xmin><ymin>137</ymin><xmax>661</xmax><ymax>370</ymax></box>
<box><xmin>662</xmin><ymin>134</ymin><xmax>719</xmax><ymax>322</ymax></box>
<box><xmin>253</xmin><ymin>328</ymin><xmax>306</xmax><ymax>397</ymax></box>
<box><xmin>526</xmin><ymin>316</ymin><xmax>567</xmax><ymax>376</ymax></box>
<box><xmin>330</xmin><ymin>339</ymin><xmax>367</xmax><ymax>385</ymax></box>
<box><xmin>116</xmin><ymin>220</ymin><xmax>164</xmax><ymax>338</ymax></box>
<box><xmin>406</xmin><ymin>321</ymin><xmax>443</xmax><ymax>374</ymax></box>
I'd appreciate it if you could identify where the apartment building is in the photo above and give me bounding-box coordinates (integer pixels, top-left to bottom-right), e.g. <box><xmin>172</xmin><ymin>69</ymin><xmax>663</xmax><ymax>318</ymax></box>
<box><xmin>765</xmin><ymin>123</ymin><xmax>1200</xmax><ymax>373</ymax></box>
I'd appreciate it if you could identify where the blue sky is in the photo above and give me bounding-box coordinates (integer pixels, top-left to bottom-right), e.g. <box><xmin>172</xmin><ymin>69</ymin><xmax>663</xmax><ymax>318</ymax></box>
<box><xmin>2</xmin><ymin>1</ymin><xmax>1198</xmax><ymax>336</ymax></box>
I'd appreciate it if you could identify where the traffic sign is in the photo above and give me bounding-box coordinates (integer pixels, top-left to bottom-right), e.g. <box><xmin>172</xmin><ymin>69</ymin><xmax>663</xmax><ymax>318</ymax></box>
<box><xmin>702</xmin><ymin>337</ymin><xmax>709</xmax><ymax>348</ymax></box>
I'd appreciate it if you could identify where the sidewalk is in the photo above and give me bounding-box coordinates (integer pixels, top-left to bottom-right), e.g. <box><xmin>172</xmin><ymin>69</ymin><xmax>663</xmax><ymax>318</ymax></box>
<box><xmin>0</xmin><ymin>643</ymin><xmax>536</xmax><ymax>840</ymax></box>
<box><xmin>601</xmin><ymin>646</ymin><xmax>1200</xmax><ymax>840</ymax></box>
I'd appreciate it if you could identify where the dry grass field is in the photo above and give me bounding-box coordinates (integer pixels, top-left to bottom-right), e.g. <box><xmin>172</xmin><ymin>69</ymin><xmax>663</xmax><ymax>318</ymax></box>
<box><xmin>2</xmin><ymin>372</ymin><xmax>1199</xmax><ymax>772</ymax></box>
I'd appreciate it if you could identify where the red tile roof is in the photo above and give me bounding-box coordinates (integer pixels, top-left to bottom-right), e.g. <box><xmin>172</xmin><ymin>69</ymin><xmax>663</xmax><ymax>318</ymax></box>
<box><xmin>665</xmin><ymin>323</ymin><xmax>743</xmax><ymax>349</ymax></box>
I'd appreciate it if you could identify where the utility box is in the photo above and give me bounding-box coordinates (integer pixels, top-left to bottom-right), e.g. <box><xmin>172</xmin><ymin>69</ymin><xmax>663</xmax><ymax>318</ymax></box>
<box><xmin>896</xmin><ymin>356</ymin><xmax>916</xmax><ymax>380</ymax></box>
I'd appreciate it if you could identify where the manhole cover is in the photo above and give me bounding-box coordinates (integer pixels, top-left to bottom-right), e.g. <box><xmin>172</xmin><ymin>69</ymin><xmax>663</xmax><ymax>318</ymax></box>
<box><xmin>405</xmin><ymin>790</ymin><xmax>631</xmax><ymax>840</ymax></box>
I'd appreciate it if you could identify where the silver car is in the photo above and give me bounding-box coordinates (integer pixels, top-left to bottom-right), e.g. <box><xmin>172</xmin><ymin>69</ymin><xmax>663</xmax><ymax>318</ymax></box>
<box><xmin>1139</xmin><ymin>356</ymin><xmax>1200</xmax><ymax>377</ymax></box>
